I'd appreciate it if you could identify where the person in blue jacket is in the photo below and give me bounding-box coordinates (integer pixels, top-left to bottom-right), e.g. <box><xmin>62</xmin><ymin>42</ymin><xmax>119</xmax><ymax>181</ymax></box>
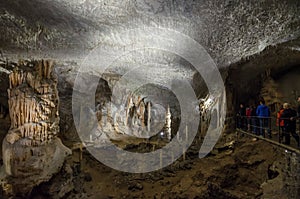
<box><xmin>256</xmin><ymin>99</ymin><xmax>271</xmax><ymax>138</ymax></box>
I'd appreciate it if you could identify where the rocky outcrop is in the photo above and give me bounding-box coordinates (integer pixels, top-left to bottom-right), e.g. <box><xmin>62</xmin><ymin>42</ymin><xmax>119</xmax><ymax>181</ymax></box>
<box><xmin>282</xmin><ymin>151</ymin><xmax>300</xmax><ymax>199</ymax></box>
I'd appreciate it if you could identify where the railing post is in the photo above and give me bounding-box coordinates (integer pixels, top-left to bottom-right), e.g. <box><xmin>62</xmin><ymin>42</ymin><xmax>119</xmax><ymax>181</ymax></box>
<box><xmin>279</xmin><ymin>118</ymin><xmax>282</xmax><ymax>143</ymax></box>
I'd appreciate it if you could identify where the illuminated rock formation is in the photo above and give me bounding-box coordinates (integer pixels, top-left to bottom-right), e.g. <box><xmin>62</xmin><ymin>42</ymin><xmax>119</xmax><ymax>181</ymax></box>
<box><xmin>165</xmin><ymin>105</ymin><xmax>172</xmax><ymax>140</ymax></box>
<box><xmin>1</xmin><ymin>60</ymin><xmax>71</xmax><ymax>196</ymax></box>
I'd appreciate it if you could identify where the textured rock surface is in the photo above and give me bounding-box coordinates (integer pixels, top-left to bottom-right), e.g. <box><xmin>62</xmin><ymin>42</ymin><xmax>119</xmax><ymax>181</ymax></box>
<box><xmin>282</xmin><ymin>152</ymin><xmax>300</xmax><ymax>199</ymax></box>
<box><xmin>0</xmin><ymin>0</ymin><xmax>299</xmax><ymax>125</ymax></box>
<box><xmin>0</xmin><ymin>0</ymin><xmax>299</xmax><ymax>135</ymax></box>
<box><xmin>1</xmin><ymin>60</ymin><xmax>71</xmax><ymax>196</ymax></box>
<box><xmin>0</xmin><ymin>0</ymin><xmax>299</xmax><ymax>66</ymax></box>
<box><xmin>6</xmin><ymin>60</ymin><xmax>59</xmax><ymax>145</ymax></box>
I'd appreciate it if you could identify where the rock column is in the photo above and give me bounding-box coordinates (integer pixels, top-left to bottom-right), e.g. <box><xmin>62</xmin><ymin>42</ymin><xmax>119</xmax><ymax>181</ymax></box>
<box><xmin>2</xmin><ymin>60</ymin><xmax>71</xmax><ymax>195</ymax></box>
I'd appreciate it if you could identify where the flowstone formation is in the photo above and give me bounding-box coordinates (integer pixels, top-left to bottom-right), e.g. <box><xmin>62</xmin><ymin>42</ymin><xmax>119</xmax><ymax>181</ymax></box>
<box><xmin>81</xmin><ymin>90</ymin><xmax>176</xmax><ymax>148</ymax></box>
<box><xmin>1</xmin><ymin>60</ymin><xmax>71</xmax><ymax>196</ymax></box>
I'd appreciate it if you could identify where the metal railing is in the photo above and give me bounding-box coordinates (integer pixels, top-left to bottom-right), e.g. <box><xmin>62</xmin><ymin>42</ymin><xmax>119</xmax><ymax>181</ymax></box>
<box><xmin>236</xmin><ymin>115</ymin><xmax>300</xmax><ymax>148</ymax></box>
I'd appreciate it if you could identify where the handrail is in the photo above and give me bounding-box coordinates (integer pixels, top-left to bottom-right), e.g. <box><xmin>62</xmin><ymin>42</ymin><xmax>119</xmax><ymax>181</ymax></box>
<box><xmin>236</xmin><ymin>115</ymin><xmax>300</xmax><ymax>148</ymax></box>
<box><xmin>236</xmin><ymin>115</ymin><xmax>299</xmax><ymax>120</ymax></box>
<box><xmin>236</xmin><ymin>128</ymin><xmax>300</xmax><ymax>154</ymax></box>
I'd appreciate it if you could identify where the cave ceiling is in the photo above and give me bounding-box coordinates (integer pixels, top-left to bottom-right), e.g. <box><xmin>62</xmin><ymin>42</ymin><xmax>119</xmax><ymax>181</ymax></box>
<box><xmin>0</xmin><ymin>0</ymin><xmax>300</xmax><ymax>92</ymax></box>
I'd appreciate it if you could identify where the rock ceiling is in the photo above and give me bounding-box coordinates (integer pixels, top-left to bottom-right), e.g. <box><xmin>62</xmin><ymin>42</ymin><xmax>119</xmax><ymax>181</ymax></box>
<box><xmin>0</xmin><ymin>0</ymin><xmax>300</xmax><ymax>109</ymax></box>
<box><xmin>1</xmin><ymin>0</ymin><xmax>299</xmax><ymax>66</ymax></box>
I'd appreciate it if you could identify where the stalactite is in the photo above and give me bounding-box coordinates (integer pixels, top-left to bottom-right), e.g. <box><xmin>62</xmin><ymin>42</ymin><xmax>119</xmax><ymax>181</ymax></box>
<box><xmin>25</xmin><ymin>99</ymin><xmax>30</xmax><ymax>122</ymax></box>
<box><xmin>48</xmin><ymin>60</ymin><xmax>53</xmax><ymax>79</ymax></box>
<box><xmin>21</xmin><ymin>94</ymin><xmax>25</xmax><ymax>126</ymax></box>
<box><xmin>6</xmin><ymin>60</ymin><xmax>60</xmax><ymax>145</ymax></box>
<box><xmin>20</xmin><ymin>126</ymin><xmax>24</xmax><ymax>138</ymax></box>
<box><xmin>125</xmin><ymin>96</ymin><xmax>131</xmax><ymax>126</ymax></box>
<box><xmin>29</xmin><ymin>126</ymin><xmax>33</xmax><ymax>139</ymax></box>
<box><xmin>37</xmin><ymin>61</ymin><xmax>43</xmax><ymax>79</ymax></box>
<box><xmin>24</xmin><ymin>125</ymin><xmax>28</xmax><ymax>138</ymax></box>
<box><xmin>140</xmin><ymin>101</ymin><xmax>145</xmax><ymax>128</ymax></box>
<box><xmin>43</xmin><ymin>60</ymin><xmax>47</xmax><ymax>78</ymax></box>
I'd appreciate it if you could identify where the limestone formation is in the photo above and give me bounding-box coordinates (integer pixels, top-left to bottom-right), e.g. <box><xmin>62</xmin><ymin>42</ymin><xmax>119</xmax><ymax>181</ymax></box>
<box><xmin>147</xmin><ymin>102</ymin><xmax>151</xmax><ymax>132</ymax></box>
<box><xmin>165</xmin><ymin>105</ymin><xmax>172</xmax><ymax>140</ymax></box>
<box><xmin>1</xmin><ymin>60</ymin><xmax>71</xmax><ymax>196</ymax></box>
<box><xmin>6</xmin><ymin>60</ymin><xmax>59</xmax><ymax>146</ymax></box>
<box><xmin>260</xmin><ymin>77</ymin><xmax>283</xmax><ymax>114</ymax></box>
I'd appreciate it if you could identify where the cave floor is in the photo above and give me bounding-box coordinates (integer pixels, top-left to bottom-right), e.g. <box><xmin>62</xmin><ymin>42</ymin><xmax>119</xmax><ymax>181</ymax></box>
<box><xmin>62</xmin><ymin>135</ymin><xmax>283</xmax><ymax>199</ymax></box>
<box><xmin>0</xmin><ymin>117</ymin><xmax>284</xmax><ymax>199</ymax></box>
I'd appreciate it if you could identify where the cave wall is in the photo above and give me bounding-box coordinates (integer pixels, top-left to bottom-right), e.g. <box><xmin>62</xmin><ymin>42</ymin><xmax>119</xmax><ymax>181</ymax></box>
<box><xmin>277</xmin><ymin>66</ymin><xmax>300</xmax><ymax>106</ymax></box>
<box><xmin>227</xmin><ymin>43</ymin><xmax>300</xmax><ymax>112</ymax></box>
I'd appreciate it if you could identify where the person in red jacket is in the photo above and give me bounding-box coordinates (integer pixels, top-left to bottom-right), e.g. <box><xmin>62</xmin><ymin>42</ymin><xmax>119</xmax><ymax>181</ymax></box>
<box><xmin>277</xmin><ymin>105</ymin><xmax>285</xmax><ymax>127</ymax></box>
<box><xmin>246</xmin><ymin>106</ymin><xmax>252</xmax><ymax>131</ymax></box>
<box><xmin>276</xmin><ymin>105</ymin><xmax>285</xmax><ymax>142</ymax></box>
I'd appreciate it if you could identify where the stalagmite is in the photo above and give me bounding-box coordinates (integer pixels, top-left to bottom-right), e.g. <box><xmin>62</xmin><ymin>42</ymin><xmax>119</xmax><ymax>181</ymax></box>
<box><xmin>165</xmin><ymin>105</ymin><xmax>171</xmax><ymax>140</ymax></box>
<box><xmin>147</xmin><ymin>102</ymin><xmax>151</xmax><ymax>132</ymax></box>
<box><xmin>185</xmin><ymin>125</ymin><xmax>188</xmax><ymax>143</ymax></box>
